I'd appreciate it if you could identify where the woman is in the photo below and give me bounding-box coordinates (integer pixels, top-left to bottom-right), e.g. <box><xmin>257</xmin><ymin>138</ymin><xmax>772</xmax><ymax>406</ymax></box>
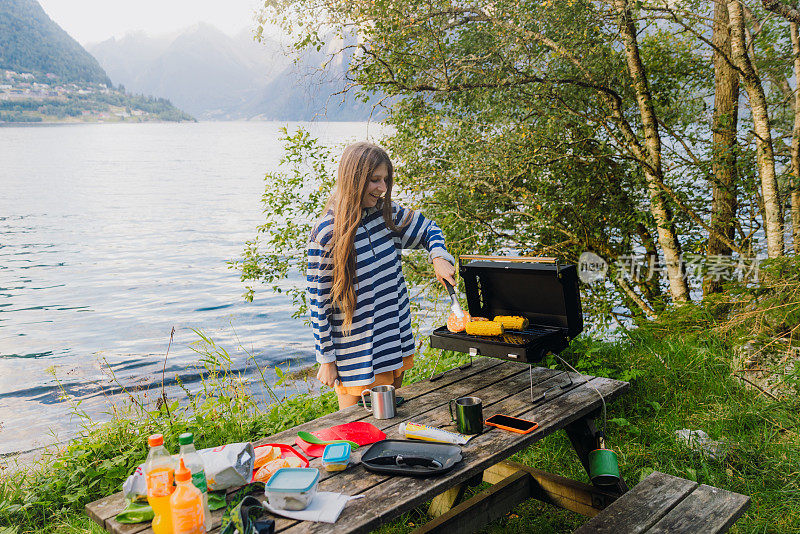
<box><xmin>307</xmin><ymin>142</ymin><xmax>456</xmax><ymax>409</ymax></box>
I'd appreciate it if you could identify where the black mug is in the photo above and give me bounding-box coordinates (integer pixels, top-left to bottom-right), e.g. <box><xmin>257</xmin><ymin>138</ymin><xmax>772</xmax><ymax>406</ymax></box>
<box><xmin>449</xmin><ymin>396</ymin><xmax>483</xmax><ymax>435</ymax></box>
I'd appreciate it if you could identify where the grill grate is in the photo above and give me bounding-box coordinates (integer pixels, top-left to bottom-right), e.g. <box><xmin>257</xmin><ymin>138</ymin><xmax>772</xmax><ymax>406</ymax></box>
<box><xmin>430</xmin><ymin>258</ymin><xmax>582</xmax><ymax>365</ymax></box>
<box><xmin>433</xmin><ymin>325</ymin><xmax>560</xmax><ymax>347</ymax></box>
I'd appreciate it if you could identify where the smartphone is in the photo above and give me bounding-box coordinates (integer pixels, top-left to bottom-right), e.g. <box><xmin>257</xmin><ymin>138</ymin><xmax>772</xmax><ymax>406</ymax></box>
<box><xmin>357</xmin><ymin>396</ymin><xmax>405</xmax><ymax>409</ymax></box>
<box><xmin>485</xmin><ymin>414</ymin><xmax>539</xmax><ymax>434</ymax></box>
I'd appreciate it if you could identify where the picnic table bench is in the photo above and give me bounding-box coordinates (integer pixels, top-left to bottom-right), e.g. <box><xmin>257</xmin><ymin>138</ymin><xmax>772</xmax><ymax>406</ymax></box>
<box><xmin>574</xmin><ymin>471</ymin><xmax>750</xmax><ymax>534</ymax></box>
<box><xmin>85</xmin><ymin>357</ymin><xmax>748</xmax><ymax>533</ymax></box>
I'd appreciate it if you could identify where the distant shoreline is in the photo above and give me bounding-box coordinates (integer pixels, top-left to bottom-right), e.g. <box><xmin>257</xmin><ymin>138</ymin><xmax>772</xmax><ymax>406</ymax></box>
<box><xmin>0</xmin><ymin>119</ymin><xmax>194</xmax><ymax>126</ymax></box>
<box><xmin>0</xmin><ymin>118</ymin><xmax>387</xmax><ymax>126</ymax></box>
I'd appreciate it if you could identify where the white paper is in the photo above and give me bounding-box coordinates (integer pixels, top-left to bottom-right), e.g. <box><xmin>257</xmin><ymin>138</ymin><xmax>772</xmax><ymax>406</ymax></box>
<box><xmin>263</xmin><ymin>492</ymin><xmax>363</xmax><ymax>523</ymax></box>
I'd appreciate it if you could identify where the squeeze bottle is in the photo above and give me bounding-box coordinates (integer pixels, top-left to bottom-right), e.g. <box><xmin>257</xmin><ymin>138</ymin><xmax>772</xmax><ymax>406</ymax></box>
<box><xmin>178</xmin><ymin>432</ymin><xmax>212</xmax><ymax>530</ymax></box>
<box><xmin>144</xmin><ymin>434</ymin><xmax>174</xmax><ymax>534</ymax></box>
<box><xmin>171</xmin><ymin>458</ymin><xmax>206</xmax><ymax>534</ymax></box>
<box><xmin>398</xmin><ymin>421</ymin><xmax>471</xmax><ymax>445</ymax></box>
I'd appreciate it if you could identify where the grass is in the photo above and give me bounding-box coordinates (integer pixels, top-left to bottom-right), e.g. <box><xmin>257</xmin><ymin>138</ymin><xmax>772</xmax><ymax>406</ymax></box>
<box><xmin>0</xmin><ymin>332</ymin><xmax>339</xmax><ymax>532</ymax></box>
<box><xmin>2</xmin><ymin>294</ymin><xmax>799</xmax><ymax>533</ymax></box>
<box><xmin>374</xmin><ymin>325</ymin><xmax>800</xmax><ymax>534</ymax></box>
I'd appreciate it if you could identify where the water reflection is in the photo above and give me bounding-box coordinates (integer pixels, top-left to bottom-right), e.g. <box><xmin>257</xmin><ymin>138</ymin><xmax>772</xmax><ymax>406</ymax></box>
<box><xmin>0</xmin><ymin>121</ymin><xmax>387</xmax><ymax>455</ymax></box>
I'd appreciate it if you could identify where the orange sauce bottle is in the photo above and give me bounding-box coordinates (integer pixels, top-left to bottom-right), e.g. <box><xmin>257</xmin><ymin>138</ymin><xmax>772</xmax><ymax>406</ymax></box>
<box><xmin>171</xmin><ymin>458</ymin><xmax>206</xmax><ymax>533</ymax></box>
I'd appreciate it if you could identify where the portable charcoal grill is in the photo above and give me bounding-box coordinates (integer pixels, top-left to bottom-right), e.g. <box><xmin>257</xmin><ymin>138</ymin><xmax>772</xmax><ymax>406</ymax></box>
<box><xmin>428</xmin><ymin>255</ymin><xmax>583</xmax><ymax>388</ymax></box>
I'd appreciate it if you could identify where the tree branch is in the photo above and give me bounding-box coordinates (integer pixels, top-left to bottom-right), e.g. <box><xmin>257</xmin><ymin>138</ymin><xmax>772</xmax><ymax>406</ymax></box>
<box><xmin>763</xmin><ymin>0</ymin><xmax>800</xmax><ymax>23</ymax></box>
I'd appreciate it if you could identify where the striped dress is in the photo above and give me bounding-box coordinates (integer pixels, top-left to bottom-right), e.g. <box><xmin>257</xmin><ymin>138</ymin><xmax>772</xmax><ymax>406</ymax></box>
<box><xmin>307</xmin><ymin>201</ymin><xmax>454</xmax><ymax>386</ymax></box>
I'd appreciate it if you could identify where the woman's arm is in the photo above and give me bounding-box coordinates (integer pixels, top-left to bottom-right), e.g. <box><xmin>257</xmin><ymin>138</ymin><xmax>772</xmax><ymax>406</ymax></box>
<box><xmin>307</xmin><ymin>238</ymin><xmax>338</xmax><ymax>386</ymax></box>
<box><xmin>391</xmin><ymin>202</ymin><xmax>456</xmax><ymax>266</ymax></box>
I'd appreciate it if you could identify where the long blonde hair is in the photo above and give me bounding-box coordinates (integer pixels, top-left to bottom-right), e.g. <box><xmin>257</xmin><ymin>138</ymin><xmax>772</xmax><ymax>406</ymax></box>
<box><xmin>326</xmin><ymin>142</ymin><xmax>403</xmax><ymax>333</ymax></box>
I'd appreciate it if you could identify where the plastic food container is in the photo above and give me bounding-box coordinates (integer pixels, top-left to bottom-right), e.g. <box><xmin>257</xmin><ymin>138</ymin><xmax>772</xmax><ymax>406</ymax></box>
<box><xmin>264</xmin><ymin>468</ymin><xmax>320</xmax><ymax>510</ymax></box>
<box><xmin>321</xmin><ymin>442</ymin><xmax>351</xmax><ymax>472</ymax></box>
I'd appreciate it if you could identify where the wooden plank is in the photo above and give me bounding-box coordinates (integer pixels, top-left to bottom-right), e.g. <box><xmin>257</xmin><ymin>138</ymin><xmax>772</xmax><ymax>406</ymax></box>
<box><xmin>252</xmin><ymin>356</ymin><xmax>505</xmax><ymax>448</ymax></box>
<box><xmin>415</xmin><ymin>470</ymin><xmax>533</xmax><ymax>534</ymax></box>
<box><xmin>280</xmin><ymin>373</ymin><xmax>628</xmax><ymax>533</ymax></box>
<box><xmin>427</xmin><ymin>484</ymin><xmax>466</xmax><ymax>518</ymax></box>
<box><xmin>87</xmin><ymin>362</ymin><xmax>627</xmax><ymax>534</ymax></box>
<box><xmin>84</xmin><ymin>357</ymin><xmax>505</xmax><ymax>531</ymax></box>
<box><xmin>281</xmin><ymin>366</ymin><xmax>561</xmax><ymax>499</ymax></box>
<box><xmin>103</xmin><ymin>495</ymin><xmax>232</xmax><ymax>534</ymax></box>
<box><xmin>276</xmin><ymin>367</ymin><xmax>569</xmax><ymax>533</ymax></box>
<box><xmin>484</xmin><ymin>461</ymin><xmax>619</xmax><ymax>517</ymax></box>
<box><xmin>85</xmin><ymin>492</ymin><xmax>126</xmax><ymax>526</ymax></box>
<box><xmin>646</xmin><ymin>483</ymin><xmax>751</xmax><ymax>534</ymax></box>
<box><xmin>573</xmin><ymin>472</ymin><xmax>697</xmax><ymax>534</ymax></box>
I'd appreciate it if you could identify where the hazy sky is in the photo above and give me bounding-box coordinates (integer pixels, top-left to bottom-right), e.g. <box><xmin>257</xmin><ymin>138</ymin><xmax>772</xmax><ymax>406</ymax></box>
<box><xmin>38</xmin><ymin>0</ymin><xmax>264</xmax><ymax>45</ymax></box>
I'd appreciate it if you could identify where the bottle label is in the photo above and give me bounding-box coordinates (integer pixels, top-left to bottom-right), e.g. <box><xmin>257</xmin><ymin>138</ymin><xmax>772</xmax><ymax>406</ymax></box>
<box><xmin>146</xmin><ymin>468</ymin><xmax>173</xmax><ymax>497</ymax></box>
<box><xmin>191</xmin><ymin>470</ymin><xmax>208</xmax><ymax>493</ymax></box>
<box><xmin>173</xmin><ymin>501</ymin><xmax>204</xmax><ymax>533</ymax></box>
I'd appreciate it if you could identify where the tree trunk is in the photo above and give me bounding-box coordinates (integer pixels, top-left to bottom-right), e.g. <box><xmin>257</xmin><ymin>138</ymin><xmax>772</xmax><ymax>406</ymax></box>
<box><xmin>791</xmin><ymin>21</ymin><xmax>800</xmax><ymax>253</ymax></box>
<box><xmin>728</xmin><ymin>0</ymin><xmax>785</xmax><ymax>258</ymax></box>
<box><xmin>706</xmin><ymin>0</ymin><xmax>740</xmax><ymax>295</ymax></box>
<box><xmin>614</xmin><ymin>0</ymin><xmax>690</xmax><ymax>302</ymax></box>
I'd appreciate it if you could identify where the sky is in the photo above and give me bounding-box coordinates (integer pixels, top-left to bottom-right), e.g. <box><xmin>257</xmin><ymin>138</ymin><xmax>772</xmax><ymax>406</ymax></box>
<box><xmin>38</xmin><ymin>0</ymin><xmax>264</xmax><ymax>45</ymax></box>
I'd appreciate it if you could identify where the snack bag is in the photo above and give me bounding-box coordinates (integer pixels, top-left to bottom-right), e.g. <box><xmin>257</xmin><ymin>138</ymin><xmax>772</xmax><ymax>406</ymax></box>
<box><xmin>200</xmin><ymin>442</ymin><xmax>255</xmax><ymax>490</ymax></box>
<box><xmin>123</xmin><ymin>442</ymin><xmax>255</xmax><ymax>501</ymax></box>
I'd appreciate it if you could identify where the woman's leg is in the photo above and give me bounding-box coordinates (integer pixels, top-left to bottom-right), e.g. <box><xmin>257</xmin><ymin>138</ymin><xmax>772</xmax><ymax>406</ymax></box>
<box><xmin>336</xmin><ymin>391</ymin><xmax>361</xmax><ymax>410</ymax></box>
<box><xmin>393</xmin><ymin>371</ymin><xmax>404</xmax><ymax>390</ymax></box>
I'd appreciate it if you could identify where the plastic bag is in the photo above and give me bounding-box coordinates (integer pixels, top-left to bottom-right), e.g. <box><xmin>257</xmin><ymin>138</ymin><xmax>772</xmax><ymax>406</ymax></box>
<box><xmin>122</xmin><ymin>442</ymin><xmax>254</xmax><ymax>502</ymax></box>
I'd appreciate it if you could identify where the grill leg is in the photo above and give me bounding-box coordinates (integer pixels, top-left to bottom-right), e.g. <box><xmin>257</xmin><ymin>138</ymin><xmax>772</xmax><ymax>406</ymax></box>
<box><xmin>429</xmin><ymin>350</ymin><xmax>444</xmax><ymax>381</ymax></box>
<box><xmin>529</xmin><ymin>366</ymin><xmax>534</xmax><ymax>403</ymax></box>
<box><xmin>459</xmin><ymin>347</ymin><xmax>476</xmax><ymax>371</ymax></box>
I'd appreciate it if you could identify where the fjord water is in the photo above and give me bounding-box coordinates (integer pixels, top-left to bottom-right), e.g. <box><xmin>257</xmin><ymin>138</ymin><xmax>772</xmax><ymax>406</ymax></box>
<box><xmin>0</xmin><ymin>121</ymin><xmax>384</xmax><ymax>455</ymax></box>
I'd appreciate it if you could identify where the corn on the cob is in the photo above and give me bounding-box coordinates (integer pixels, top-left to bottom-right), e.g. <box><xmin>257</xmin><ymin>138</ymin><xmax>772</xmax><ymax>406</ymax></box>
<box><xmin>465</xmin><ymin>320</ymin><xmax>504</xmax><ymax>336</ymax></box>
<box><xmin>493</xmin><ymin>315</ymin><xmax>529</xmax><ymax>330</ymax></box>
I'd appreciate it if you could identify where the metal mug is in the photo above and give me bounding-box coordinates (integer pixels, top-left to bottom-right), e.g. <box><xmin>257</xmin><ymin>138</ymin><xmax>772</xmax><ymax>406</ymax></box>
<box><xmin>361</xmin><ymin>385</ymin><xmax>396</xmax><ymax>419</ymax></box>
<box><xmin>449</xmin><ymin>396</ymin><xmax>483</xmax><ymax>435</ymax></box>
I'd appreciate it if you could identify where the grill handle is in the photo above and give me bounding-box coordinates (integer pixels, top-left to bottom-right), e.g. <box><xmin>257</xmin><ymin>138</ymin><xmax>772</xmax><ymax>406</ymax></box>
<box><xmin>459</xmin><ymin>255</ymin><xmax>557</xmax><ymax>263</ymax></box>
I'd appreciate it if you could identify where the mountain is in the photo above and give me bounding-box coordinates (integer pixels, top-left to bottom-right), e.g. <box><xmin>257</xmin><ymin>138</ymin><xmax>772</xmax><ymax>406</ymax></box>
<box><xmin>0</xmin><ymin>0</ymin><xmax>110</xmax><ymax>84</ymax></box>
<box><xmin>0</xmin><ymin>0</ymin><xmax>192</xmax><ymax>123</ymax></box>
<box><xmin>88</xmin><ymin>25</ymin><xmax>382</xmax><ymax>121</ymax></box>
<box><xmin>89</xmin><ymin>24</ymin><xmax>283</xmax><ymax>119</ymax></box>
<box><xmin>246</xmin><ymin>38</ymin><xmax>381</xmax><ymax>121</ymax></box>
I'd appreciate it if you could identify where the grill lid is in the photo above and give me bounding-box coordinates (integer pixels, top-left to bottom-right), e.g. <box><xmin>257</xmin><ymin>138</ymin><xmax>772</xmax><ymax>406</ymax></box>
<box><xmin>459</xmin><ymin>258</ymin><xmax>583</xmax><ymax>340</ymax></box>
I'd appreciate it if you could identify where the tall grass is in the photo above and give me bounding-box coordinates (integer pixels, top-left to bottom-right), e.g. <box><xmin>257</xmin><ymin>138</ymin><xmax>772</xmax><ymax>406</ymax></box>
<box><xmin>0</xmin><ymin>331</ymin><xmax>338</xmax><ymax>532</ymax></box>
<box><xmin>371</xmin><ymin>329</ymin><xmax>799</xmax><ymax>533</ymax></box>
<box><xmin>376</xmin><ymin>303</ymin><xmax>800</xmax><ymax>534</ymax></box>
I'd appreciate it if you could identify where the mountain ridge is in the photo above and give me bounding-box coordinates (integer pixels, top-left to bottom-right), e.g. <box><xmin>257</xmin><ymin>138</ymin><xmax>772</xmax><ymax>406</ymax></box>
<box><xmin>87</xmin><ymin>25</ymin><xmax>382</xmax><ymax>121</ymax></box>
<box><xmin>0</xmin><ymin>0</ymin><xmax>193</xmax><ymax>123</ymax></box>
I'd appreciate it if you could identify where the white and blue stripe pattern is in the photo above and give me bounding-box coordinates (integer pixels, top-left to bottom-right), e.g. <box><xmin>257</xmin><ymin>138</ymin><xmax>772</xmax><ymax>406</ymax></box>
<box><xmin>307</xmin><ymin>201</ymin><xmax>454</xmax><ymax>386</ymax></box>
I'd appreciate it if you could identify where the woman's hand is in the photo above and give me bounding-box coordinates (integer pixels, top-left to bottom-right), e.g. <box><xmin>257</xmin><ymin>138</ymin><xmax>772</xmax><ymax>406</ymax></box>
<box><xmin>432</xmin><ymin>257</ymin><xmax>457</xmax><ymax>288</ymax></box>
<box><xmin>317</xmin><ymin>362</ymin><xmax>339</xmax><ymax>388</ymax></box>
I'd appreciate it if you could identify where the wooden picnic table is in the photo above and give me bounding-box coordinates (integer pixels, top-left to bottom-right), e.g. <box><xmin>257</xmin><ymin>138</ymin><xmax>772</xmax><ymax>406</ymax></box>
<box><xmin>87</xmin><ymin>357</ymin><xmax>630</xmax><ymax>534</ymax></box>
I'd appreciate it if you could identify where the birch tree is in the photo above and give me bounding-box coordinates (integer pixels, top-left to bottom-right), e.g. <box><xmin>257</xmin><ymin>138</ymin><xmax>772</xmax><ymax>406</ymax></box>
<box><xmin>247</xmin><ymin>0</ymin><xmax>796</xmax><ymax>319</ymax></box>
<box><xmin>707</xmin><ymin>0</ymin><xmax>740</xmax><ymax>293</ymax></box>
<box><xmin>728</xmin><ymin>0</ymin><xmax>785</xmax><ymax>257</ymax></box>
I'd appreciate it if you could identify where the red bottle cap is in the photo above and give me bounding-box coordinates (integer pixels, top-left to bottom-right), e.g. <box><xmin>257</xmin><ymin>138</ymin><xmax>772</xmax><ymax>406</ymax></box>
<box><xmin>148</xmin><ymin>434</ymin><xmax>164</xmax><ymax>447</ymax></box>
<box><xmin>175</xmin><ymin>458</ymin><xmax>191</xmax><ymax>483</ymax></box>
